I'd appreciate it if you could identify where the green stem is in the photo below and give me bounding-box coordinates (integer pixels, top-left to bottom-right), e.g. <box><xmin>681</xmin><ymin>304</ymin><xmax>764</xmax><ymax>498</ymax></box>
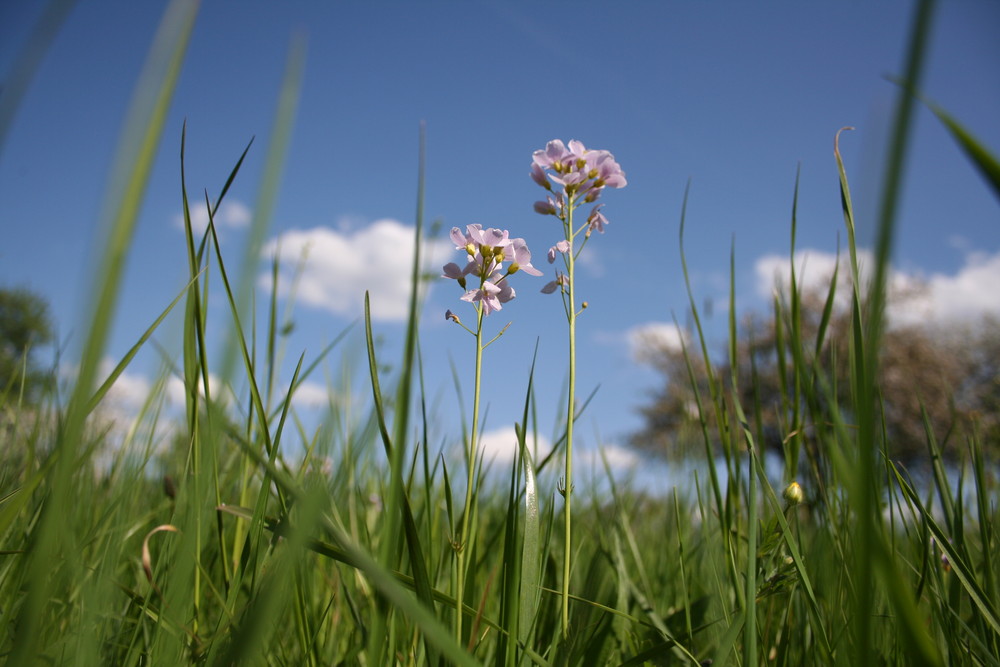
<box><xmin>456</xmin><ymin>304</ymin><xmax>485</xmax><ymax>644</ymax></box>
<box><xmin>561</xmin><ymin>203</ymin><xmax>576</xmax><ymax>639</ymax></box>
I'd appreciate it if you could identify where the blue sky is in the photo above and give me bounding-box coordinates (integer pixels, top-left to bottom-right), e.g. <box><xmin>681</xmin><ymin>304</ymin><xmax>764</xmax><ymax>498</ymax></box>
<box><xmin>1</xmin><ymin>1</ymin><xmax>998</xmax><ymax>474</ymax></box>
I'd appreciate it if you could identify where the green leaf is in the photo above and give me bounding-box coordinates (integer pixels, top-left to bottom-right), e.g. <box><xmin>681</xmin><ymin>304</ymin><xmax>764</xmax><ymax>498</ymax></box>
<box><xmin>923</xmin><ymin>96</ymin><xmax>1000</xmax><ymax>202</ymax></box>
<box><xmin>518</xmin><ymin>424</ymin><xmax>540</xmax><ymax>649</ymax></box>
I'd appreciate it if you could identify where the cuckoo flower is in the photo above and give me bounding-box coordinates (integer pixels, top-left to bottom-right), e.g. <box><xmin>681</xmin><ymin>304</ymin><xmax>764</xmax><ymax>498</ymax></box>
<box><xmin>530</xmin><ymin>163</ymin><xmax>551</xmax><ymax>190</ymax></box>
<box><xmin>586</xmin><ymin>204</ymin><xmax>608</xmax><ymax>236</ymax></box>
<box><xmin>534</xmin><ymin>193</ymin><xmax>565</xmax><ymax>217</ymax></box>
<box><xmin>532</xmin><ymin>139</ymin><xmax>573</xmax><ymax>172</ymax></box>
<box><xmin>530</xmin><ymin>139</ymin><xmax>626</xmax><ymax>279</ymax></box>
<box><xmin>540</xmin><ymin>272</ymin><xmax>568</xmax><ymax>294</ymax></box>
<box><xmin>442</xmin><ymin>223</ymin><xmax>538</xmax><ymax>316</ymax></box>
<box><xmin>442</xmin><ymin>223</ymin><xmax>539</xmax><ymax>641</ymax></box>
<box><xmin>504</xmin><ymin>237</ymin><xmax>543</xmax><ymax>276</ymax></box>
<box><xmin>460</xmin><ymin>276</ymin><xmax>515</xmax><ymax>315</ymax></box>
<box><xmin>530</xmin><ymin>138</ymin><xmax>626</xmax><ymax>639</ymax></box>
<box><xmin>532</xmin><ymin>139</ymin><xmax>627</xmax><ymax>203</ymax></box>
<box><xmin>547</xmin><ymin>240</ymin><xmax>570</xmax><ymax>263</ymax></box>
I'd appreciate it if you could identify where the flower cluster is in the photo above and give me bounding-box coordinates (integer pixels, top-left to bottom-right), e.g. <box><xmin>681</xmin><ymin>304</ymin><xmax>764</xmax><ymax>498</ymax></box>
<box><xmin>442</xmin><ymin>224</ymin><xmax>541</xmax><ymax>315</ymax></box>
<box><xmin>531</xmin><ymin>139</ymin><xmax>626</xmax><ymax>295</ymax></box>
<box><xmin>531</xmin><ymin>139</ymin><xmax>627</xmax><ymax>207</ymax></box>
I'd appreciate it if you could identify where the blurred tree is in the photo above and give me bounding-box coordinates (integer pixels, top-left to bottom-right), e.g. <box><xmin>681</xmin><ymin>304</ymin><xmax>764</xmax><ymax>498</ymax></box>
<box><xmin>630</xmin><ymin>288</ymin><xmax>999</xmax><ymax>464</ymax></box>
<box><xmin>0</xmin><ymin>287</ymin><xmax>54</xmax><ymax>402</ymax></box>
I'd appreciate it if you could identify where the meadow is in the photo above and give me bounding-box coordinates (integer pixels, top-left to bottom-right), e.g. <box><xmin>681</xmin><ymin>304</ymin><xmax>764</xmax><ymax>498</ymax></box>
<box><xmin>2</xmin><ymin>0</ymin><xmax>999</xmax><ymax>664</ymax></box>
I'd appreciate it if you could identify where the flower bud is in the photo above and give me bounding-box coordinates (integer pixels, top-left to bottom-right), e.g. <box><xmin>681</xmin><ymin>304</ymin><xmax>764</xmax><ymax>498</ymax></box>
<box><xmin>783</xmin><ymin>481</ymin><xmax>804</xmax><ymax>506</ymax></box>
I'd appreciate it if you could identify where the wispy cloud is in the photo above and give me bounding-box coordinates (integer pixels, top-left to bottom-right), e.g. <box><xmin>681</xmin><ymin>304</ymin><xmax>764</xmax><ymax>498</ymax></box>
<box><xmin>259</xmin><ymin>219</ymin><xmax>453</xmax><ymax>322</ymax></box>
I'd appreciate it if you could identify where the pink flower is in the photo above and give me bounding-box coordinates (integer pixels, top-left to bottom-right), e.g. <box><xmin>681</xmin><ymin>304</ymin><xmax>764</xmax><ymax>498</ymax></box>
<box><xmin>461</xmin><ymin>281</ymin><xmax>501</xmax><ymax>312</ymax></box>
<box><xmin>530</xmin><ymin>139</ymin><xmax>626</xmax><ymax>206</ymax></box>
<box><xmin>494</xmin><ymin>279</ymin><xmax>515</xmax><ymax>306</ymax></box>
<box><xmin>533</xmin><ymin>193</ymin><xmax>565</xmax><ymax>217</ymax></box>
<box><xmin>450</xmin><ymin>224</ymin><xmax>475</xmax><ymax>250</ymax></box>
<box><xmin>444</xmin><ymin>224</ymin><xmax>540</xmax><ymax>315</ymax></box>
<box><xmin>468</xmin><ymin>224</ymin><xmax>510</xmax><ymax>249</ymax></box>
<box><xmin>594</xmin><ymin>154</ymin><xmax>627</xmax><ymax>189</ymax></box>
<box><xmin>461</xmin><ymin>277</ymin><xmax>515</xmax><ymax>315</ymax></box>
<box><xmin>448</xmin><ymin>224</ymin><xmax>512</xmax><ymax>279</ymax></box>
<box><xmin>541</xmin><ymin>273</ymin><xmax>569</xmax><ymax>294</ymax></box>
<box><xmin>505</xmin><ymin>238</ymin><xmax>543</xmax><ymax>276</ymax></box>
<box><xmin>547</xmin><ymin>240</ymin><xmax>570</xmax><ymax>263</ymax></box>
<box><xmin>586</xmin><ymin>205</ymin><xmax>608</xmax><ymax>235</ymax></box>
<box><xmin>534</xmin><ymin>199</ymin><xmax>556</xmax><ymax>216</ymax></box>
<box><xmin>442</xmin><ymin>262</ymin><xmax>467</xmax><ymax>279</ymax></box>
<box><xmin>530</xmin><ymin>163</ymin><xmax>551</xmax><ymax>190</ymax></box>
<box><xmin>532</xmin><ymin>139</ymin><xmax>572</xmax><ymax>172</ymax></box>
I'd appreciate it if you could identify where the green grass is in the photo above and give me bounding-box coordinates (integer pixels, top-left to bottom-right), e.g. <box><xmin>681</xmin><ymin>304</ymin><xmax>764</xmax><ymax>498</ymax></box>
<box><xmin>3</xmin><ymin>0</ymin><xmax>1000</xmax><ymax>663</ymax></box>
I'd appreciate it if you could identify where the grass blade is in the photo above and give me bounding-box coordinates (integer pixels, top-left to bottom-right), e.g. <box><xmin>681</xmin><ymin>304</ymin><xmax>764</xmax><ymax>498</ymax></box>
<box><xmin>8</xmin><ymin>1</ymin><xmax>199</xmax><ymax>661</ymax></box>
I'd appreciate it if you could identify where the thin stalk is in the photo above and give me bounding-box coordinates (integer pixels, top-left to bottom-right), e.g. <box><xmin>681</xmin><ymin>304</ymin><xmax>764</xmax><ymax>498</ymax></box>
<box><xmin>456</xmin><ymin>304</ymin><xmax>485</xmax><ymax>644</ymax></box>
<box><xmin>561</xmin><ymin>202</ymin><xmax>576</xmax><ymax>639</ymax></box>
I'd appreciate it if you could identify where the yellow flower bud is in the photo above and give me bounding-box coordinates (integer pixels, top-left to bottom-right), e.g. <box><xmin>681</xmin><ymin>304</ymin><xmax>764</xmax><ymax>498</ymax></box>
<box><xmin>783</xmin><ymin>481</ymin><xmax>804</xmax><ymax>506</ymax></box>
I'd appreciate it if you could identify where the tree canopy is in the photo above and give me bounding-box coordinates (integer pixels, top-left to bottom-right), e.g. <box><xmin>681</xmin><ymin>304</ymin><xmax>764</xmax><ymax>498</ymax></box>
<box><xmin>630</xmin><ymin>287</ymin><xmax>999</xmax><ymax>465</ymax></box>
<box><xmin>0</xmin><ymin>287</ymin><xmax>54</xmax><ymax>402</ymax></box>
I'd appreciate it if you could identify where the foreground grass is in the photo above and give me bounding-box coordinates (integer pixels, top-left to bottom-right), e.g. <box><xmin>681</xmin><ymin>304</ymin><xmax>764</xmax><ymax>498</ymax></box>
<box><xmin>2</xmin><ymin>0</ymin><xmax>1000</xmax><ymax>663</ymax></box>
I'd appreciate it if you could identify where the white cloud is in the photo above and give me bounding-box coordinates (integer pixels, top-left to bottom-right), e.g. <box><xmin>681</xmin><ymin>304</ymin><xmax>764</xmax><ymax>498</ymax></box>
<box><xmin>165</xmin><ymin>376</ymin><xmax>186</xmax><ymax>406</ymax></box>
<box><xmin>88</xmin><ymin>360</ymin><xmax>179</xmax><ymax>457</ymax></box>
<box><xmin>473</xmin><ymin>429</ymin><xmax>639</xmax><ymax>478</ymax></box>
<box><xmin>753</xmin><ymin>248</ymin><xmax>864</xmax><ymax>306</ymax></box>
<box><xmin>576</xmin><ymin>442</ymin><xmax>641</xmax><ymax>471</ymax></box>
<box><xmin>166</xmin><ymin>371</ymin><xmax>230</xmax><ymax>406</ymax></box>
<box><xmin>287</xmin><ymin>381</ymin><xmax>331</xmax><ymax>409</ymax></box>
<box><xmin>476</xmin><ymin>426</ymin><xmax>552</xmax><ymax>465</ymax></box>
<box><xmin>260</xmin><ymin>220</ymin><xmax>453</xmax><ymax>322</ymax></box>
<box><xmin>99</xmin><ymin>358</ymin><xmax>152</xmax><ymax>414</ymax></box>
<box><xmin>626</xmin><ymin>321</ymin><xmax>688</xmax><ymax>362</ymax></box>
<box><xmin>173</xmin><ymin>200</ymin><xmax>251</xmax><ymax>235</ymax></box>
<box><xmin>753</xmin><ymin>248</ymin><xmax>1000</xmax><ymax>329</ymax></box>
<box><xmin>888</xmin><ymin>251</ymin><xmax>1000</xmax><ymax>328</ymax></box>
